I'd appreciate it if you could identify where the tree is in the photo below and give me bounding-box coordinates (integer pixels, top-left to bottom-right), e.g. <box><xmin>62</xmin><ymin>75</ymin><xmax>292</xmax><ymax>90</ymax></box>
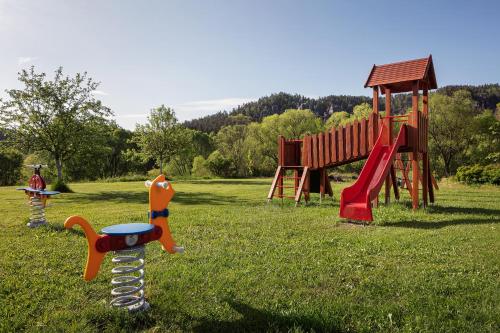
<box><xmin>325</xmin><ymin>111</ymin><xmax>350</xmax><ymax>128</ymax></box>
<box><xmin>428</xmin><ymin>90</ymin><xmax>475</xmax><ymax>176</ymax></box>
<box><xmin>244</xmin><ymin>109</ymin><xmax>323</xmax><ymax>175</ymax></box>
<box><xmin>352</xmin><ymin>102</ymin><xmax>372</xmax><ymax>120</ymax></box>
<box><xmin>0</xmin><ymin>66</ymin><xmax>112</xmax><ymax>182</ymax></box>
<box><xmin>0</xmin><ymin>147</ymin><xmax>23</xmax><ymax>185</ymax></box>
<box><xmin>191</xmin><ymin>155</ymin><xmax>211</xmax><ymax>177</ymax></box>
<box><xmin>206</xmin><ymin>150</ymin><xmax>235</xmax><ymax>177</ymax></box>
<box><xmin>132</xmin><ymin>105</ymin><xmax>178</xmax><ymax>174</ymax></box>
<box><xmin>216</xmin><ymin>125</ymin><xmax>248</xmax><ymax>176</ymax></box>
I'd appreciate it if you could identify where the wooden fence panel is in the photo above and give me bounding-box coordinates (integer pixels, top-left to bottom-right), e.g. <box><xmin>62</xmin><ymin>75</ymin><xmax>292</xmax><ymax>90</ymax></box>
<box><xmin>331</xmin><ymin>128</ymin><xmax>337</xmax><ymax>163</ymax></box>
<box><xmin>353</xmin><ymin>119</ymin><xmax>359</xmax><ymax>158</ymax></box>
<box><xmin>368</xmin><ymin>115</ymin><xmax>374</xmax><ymax>150</ymax></box>
<box><xmin>324</xmin><ymin>131</ymin><xmax>330</xmax><ymax>165</ymax></box>
<box><xmin>338</xmin><ymin>127</ymin><xmax>344</xmax><ymax>161</ymax></box>
<box><xmin>308</xmin><ymin>136</ymin><xmax>313</xmax><ymax>167</ymax></box>
<box><xmin>360</xmin><ymin>117</ymin><xmax>367</xmax><ymax>155</ymax></box>
<box><xmin>301</xmin><ymin>137</ymin><xmax>307</xmax><ymax>166</ymax></box>
<box><xmin>312</xmin><ymin>134</ymin><xmax>318</xmax><ymax>169</ymax></box>
<box><xmin>345</xmin><ymin>124</ymin><xmax>352</xmax><ymax>159</ymax></box>
<box><xmin>318</xmin><ymin>133</ymin><xmax>324</xmax><ymax>167</ymax></box>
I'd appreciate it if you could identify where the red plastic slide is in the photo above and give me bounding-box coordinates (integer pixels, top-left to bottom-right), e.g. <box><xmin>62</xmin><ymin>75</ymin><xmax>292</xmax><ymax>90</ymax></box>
<box><xmin>339</xmin><ymin>122</ymin><xmax>407</xmax><ymax>221</ymax></box>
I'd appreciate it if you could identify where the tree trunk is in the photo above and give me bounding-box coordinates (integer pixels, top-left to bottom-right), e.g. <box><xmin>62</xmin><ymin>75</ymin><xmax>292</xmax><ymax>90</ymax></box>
<box><xmin>159</xmin><ymin>157</ymin><xmax>163</xmax><ymax>175</ymax></box>
<box><xmin>55</xmin><ymin>158</ymin><xmax>63</xmax><ymax>182</ymax></box>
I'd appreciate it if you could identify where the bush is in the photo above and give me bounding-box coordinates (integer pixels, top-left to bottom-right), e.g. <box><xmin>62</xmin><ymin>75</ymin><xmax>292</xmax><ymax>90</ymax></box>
<box><xmin>147</xmin><ymin>168</ymin><xmax>164</xmax><ymax>178</ymax></box>
<box><xmin>191</xmin><ymin>155</ymin><xmax>211</xmax><ymax>177</ymax></box>
<box><xmin>0</xmin><ymin>148</ymin><xmax>23</xmax><ymax>186</ymax></box>
<box><xmin>50</xmin><ymin>180</ymin><xmax>73</xmax><ymax>193</ymax></box>
<box><xmin>456</xmin><ymin>164</ymin><xmax>500</xmax><ymax>185</ymax></box>
<box><xmin>98</xmin><ymin>174</ymin><xmax>150</xmax><ymax>183</ymax></box>
<box><xmin>206</xmin><ymin>151</ymin><xmax>235</xmax><ymax>178</ymax></box>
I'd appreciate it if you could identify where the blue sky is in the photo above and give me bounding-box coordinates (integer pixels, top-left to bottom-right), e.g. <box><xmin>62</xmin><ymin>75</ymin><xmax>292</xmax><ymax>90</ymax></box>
<box><xmin>1</xmin><ymin>0</ymin><xmax>498</xmax><ymax>129</ymax></box>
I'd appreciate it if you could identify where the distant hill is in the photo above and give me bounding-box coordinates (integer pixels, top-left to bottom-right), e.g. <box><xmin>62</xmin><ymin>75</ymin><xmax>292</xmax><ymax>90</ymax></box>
<box><xmin>184</xmin><ymin>84</ymin><xmax>500</xmax><ymax>133</ymax></box>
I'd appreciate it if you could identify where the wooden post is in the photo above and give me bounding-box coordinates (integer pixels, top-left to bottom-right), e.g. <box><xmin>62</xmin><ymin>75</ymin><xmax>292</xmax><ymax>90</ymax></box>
<box><xmin>422</xmin><ymin>85</ymin><xmax>429</xmax><ymax>207</ymax></box>
<box><xmin>385</xmin><ymin>87</ymin><xmax>392</xmax><ymax>204</ymax></box>
<box><xmin>411</xmin><ymin>81</ymin><xmax>419</xmax><ymax>210</ymax></box>
<box><xmin>373</xmin><ymin>87</ymin><xmax>379</xmax><ymax>114</ymax></box>
<box><xmin>371</xmin><ymin>88</ymin><xmax>379</xmax><ymax>208</ymax></box>
<box><xmin>278</xmin><ymin>136</ymin><xmax>284</xmax><ymax>198</ymax></box>
<box><xmin>319</xmin><ymin>168</ymin><xmax>325</xmax><ymax>203</ymax></box>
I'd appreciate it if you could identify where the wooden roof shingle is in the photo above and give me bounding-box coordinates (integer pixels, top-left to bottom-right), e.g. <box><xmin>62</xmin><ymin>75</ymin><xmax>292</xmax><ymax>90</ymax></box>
<box><xmin>365</xmin><ymin>55</ymin><xmax>437</xmax><ymax>94</ymax></box>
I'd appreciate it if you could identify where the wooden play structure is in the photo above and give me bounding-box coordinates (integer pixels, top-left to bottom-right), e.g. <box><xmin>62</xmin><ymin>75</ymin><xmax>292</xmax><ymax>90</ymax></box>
<box><xmin>267</xmin><ymin>55</ymin><xmax>439</xmax><ymax>221</ymax></box>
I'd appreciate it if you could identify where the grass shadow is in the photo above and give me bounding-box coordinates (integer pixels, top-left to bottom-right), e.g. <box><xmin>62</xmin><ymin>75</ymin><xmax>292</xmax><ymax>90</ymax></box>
<box><xmin>182</xmin><ymin>179</ymin><xmax>271</xmax><ymax>186</ymax></box>
<box><xmin>383</xmin><ymin>218</ymin><xmax>500</xmax><ymax>229</ymax></box>
<box><xmin>64</xmin><ymin>190</ymin><xmax>249</xmax><ymax>206</ymax></box>
<box><xmin>192</xmin><ymin>299</ymin><xmax>341</xmax><ymax>333</ymax></box>
<box><xmin>45</xmin><ymin>223</ymin><xmax>86</xmax><ymax>237</ymax></box>
<box><xmin>425</xmin><ymin>205</ymin><xmax>500</xmax><ymax>216</ymax></box>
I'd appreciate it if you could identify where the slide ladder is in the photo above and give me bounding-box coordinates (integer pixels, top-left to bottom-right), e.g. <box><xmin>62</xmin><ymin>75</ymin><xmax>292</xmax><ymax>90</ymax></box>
<box><xmin>339</xmin><ymin>122</ymin><xmax>407</xmax><ymax>221</ymax></box>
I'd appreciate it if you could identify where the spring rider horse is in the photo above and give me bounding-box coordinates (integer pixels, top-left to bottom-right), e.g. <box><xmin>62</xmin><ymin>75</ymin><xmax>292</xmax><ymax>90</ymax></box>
<box><xmin>64</xmin><ymin>175</ymin><xmax>184</xmax><ymax>312</ymax></box>
<box><xmin>16</xmin><ymin>164</ymin><xmax>60</xmax><ymax>228</ymax></box>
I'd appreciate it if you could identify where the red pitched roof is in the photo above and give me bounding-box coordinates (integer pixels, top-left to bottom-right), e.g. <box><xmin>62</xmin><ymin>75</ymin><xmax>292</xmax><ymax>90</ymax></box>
<box><xmin>365</xmin><ymin>55</ymin><xmax>437</xmax><ymax>94</ymax></box>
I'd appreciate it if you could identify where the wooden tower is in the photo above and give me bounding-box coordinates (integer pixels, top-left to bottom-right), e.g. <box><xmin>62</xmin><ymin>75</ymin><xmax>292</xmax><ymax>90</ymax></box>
<box><xmin>364</xmin><ymin>55</ymin><xmax>438</xmax><ymax>209</ymax></box>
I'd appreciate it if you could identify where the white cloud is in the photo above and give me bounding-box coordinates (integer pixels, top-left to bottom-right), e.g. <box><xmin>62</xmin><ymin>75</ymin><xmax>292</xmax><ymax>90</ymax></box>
<box><xmin>91</xmin><ymin>90</ymin><xmax>109</xmax><ymax>96</ymax></box>
<box><xmin>18</xmin><ymin>56</ymin><xmax>36</xmax><ymax>65</ymax></box>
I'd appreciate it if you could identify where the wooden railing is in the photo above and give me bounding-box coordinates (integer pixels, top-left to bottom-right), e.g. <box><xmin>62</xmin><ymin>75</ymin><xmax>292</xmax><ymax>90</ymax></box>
<box><xmin>277</xmin><ymin>111</ymin><xmax>427</xmax><ymax>170</ymax></box>
<box><xmin>300</xmin><ymin>113</ymin><xmax>379</xmax><ymax>169</ymax></box>
<box><xmin>418</xmin><ymin>112</ymin><xmax>428</xmax><ymax>153</ymax></box>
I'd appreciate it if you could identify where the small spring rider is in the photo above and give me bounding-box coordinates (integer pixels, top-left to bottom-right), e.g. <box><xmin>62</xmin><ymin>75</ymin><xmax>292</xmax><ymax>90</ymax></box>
<box><xmin>65</xmin><ymin>175</ymin><xmax>184</xmax><ymax>311</ymax></box>
<box><xmin>17</xmin><ymin>164</ymin><xmax>60</xmax><ymax>228</ymax></box>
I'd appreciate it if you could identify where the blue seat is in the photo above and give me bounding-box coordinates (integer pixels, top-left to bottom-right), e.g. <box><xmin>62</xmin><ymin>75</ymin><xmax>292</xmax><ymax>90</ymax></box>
<box><xmin>101</xmin><ymin>223</ymin><xmax>154</xmax><ymax>236</ymax></box>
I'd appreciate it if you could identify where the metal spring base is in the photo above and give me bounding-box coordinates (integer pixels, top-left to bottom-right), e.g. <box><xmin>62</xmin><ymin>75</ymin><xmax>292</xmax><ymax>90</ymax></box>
<box><xmin>28</xmin><ymin>196</ymin><xmax>47</xmax><ymax>228</ymax></box>
<box><xmin>110</xmin><ymin>245</ymin><xmax>149</xmax><ymax>312</ymax></box>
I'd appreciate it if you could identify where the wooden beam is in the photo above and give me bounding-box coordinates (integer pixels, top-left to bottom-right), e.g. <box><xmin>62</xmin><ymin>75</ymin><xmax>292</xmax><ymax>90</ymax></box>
<box><xmin>385</xmin><ymin>88</ymin><xmax>392</xmax><ymax>204</ymax></box>
<box><xmin>267</xmin><ymin>166</ymin><xmax>282</xmax><ymax>200</ymax></box>
<box><xmin>373</xmin><ymin>87</ymin><xmax>379</xmax><ymax>114</ymax></box>
<box><xmin>294</xmin><ymin>167</ymin><xmax>309</xmax><ymax>205</ymax></box>
<box><xmin>411</xmin><ymin>81</ymin><xmax>419</xmax><ymax>210</ymax></box>
<box><xmin>390</xmin><ymin>165</ymin><xmax>399</xmax><ymax>200</ymax></box>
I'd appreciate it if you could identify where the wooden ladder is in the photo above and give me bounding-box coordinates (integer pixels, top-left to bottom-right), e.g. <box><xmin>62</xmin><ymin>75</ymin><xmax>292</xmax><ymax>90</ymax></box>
<box><xmin>267</xmin><ymin>166</ymin><xmax>310</xmax><ymax>206</ymax></box>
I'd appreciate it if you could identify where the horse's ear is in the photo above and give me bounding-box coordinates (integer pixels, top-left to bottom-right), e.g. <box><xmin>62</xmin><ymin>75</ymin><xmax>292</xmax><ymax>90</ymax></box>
<box><xmin>148</xmin><ymin>175</ymin><xmax>175</xmax><ymax>210</ymax></box>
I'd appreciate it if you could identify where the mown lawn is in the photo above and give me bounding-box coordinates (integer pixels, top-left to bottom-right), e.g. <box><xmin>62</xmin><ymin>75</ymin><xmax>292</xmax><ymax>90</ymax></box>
<box><xmin>0</xmin><ymin>178</ymin><xmax>499</xmax><ymax>332</ymax></box>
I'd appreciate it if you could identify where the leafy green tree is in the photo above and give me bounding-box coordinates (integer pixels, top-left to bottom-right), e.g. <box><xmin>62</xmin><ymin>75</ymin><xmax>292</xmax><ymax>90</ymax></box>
<box><xmin>244</xmin><ymin>109</ymin><xmax>322</xmax><ymax>176</ymax></box>
<box><xmin>132</xmin><ymin>105</ymin><xmax>178</xmax><ymax>174</ymax></box>
<box><xmin>0</xmin><ymin>66</ymin><xmax>112</xmax><ymax>182</ymax></box>
<box><xmin>325</xmin><ymin>111</ymin><xmax>350</xmax><ymax>128</ymax></box>
<box><xmin>216</xmin><ymin>125</ymin><xmax>248</xmax><ymax>176</ymax></box>
<box><xmin>428</xmin><ymin>90</ymin><xmax>475</xmax><ymax>176</ymax></box>
<box><xmin>469</xmin><ymin>110</ymin><xmax>500</xmax><ymax>164</ymax></box>
<box><xmin>206</xmin><ymin>150</ymin><xmax>235</xmax><ymax>177</ymax></box>
<box><xmin>0</xmin><ymin>147</ymin><xmax>23</xmax><ymax>185</ymax></box>
<box><xmin>191</xmin><ymin>155</ymin><xmax>211</xmax><ymax>177</ymax></box>
<box><xmin>352</xmin><ymin>102</ymin><xmax>372</xmax><ymax>120</ymax></box>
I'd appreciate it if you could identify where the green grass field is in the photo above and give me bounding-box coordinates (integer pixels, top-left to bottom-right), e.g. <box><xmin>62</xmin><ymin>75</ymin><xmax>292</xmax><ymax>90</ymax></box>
<box><xmin>0</xmin><ymin>179</ymin><xmax>499</xmax><ymax>332</ymax></box>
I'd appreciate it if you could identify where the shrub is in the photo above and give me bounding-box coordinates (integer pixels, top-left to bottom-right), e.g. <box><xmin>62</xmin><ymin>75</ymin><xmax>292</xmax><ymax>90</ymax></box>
<box><xmin>206</xmin><ymin>151</ymin><xmax>235</xmax><ymax>177</ymax></box>
<box><xmin>191</xmin><ymin>155</ymin><xmax>211</xmax><ymax>177</ymax></box>
<box><xmin>147</xmin><ymin>168</ymin><xmax>164</xmax><ymax>177</ymax></box>
<box><xmin>456</xmin><ymin>164</ymin><xmax>500</xmax><ymax>185</ymax></box>
<box><xmin>0</xmin><ymin>148</ymin><xmax>23</xmax><ymax>186</ymax></box>
<box><xmin>51</xmin><ymin>180</ymin><xmax>73</xmax><ymax>193</ymax></box>
<box><xmin>99</xmin><ymin>174</ymin><xmax>150</xmax><ymax>183</ymax></box>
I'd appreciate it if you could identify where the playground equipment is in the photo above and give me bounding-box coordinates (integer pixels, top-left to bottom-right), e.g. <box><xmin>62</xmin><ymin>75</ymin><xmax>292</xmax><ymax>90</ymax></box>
<box><xmin>65</xmin><ymin>175</ymin><xmax>184</xmax><ymax>311</ymax></box>
<box><xmin>268</xmin><ymin>55</ymin><xmax>439</xmax><ymax>221</ymax></box>
<box><xmin>17</xmin><ymin>164</ymin><xmax>60</xmax><ymax>227</ymax></box>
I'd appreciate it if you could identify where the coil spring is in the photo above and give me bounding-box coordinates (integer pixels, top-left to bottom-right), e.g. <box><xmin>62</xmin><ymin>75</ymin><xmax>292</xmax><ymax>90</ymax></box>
<box><xmin>110</xmin><ymin>245</ymin><xmax>149</xmax><ymax>311</ymax></box>
<box><xmin>29</xmin><ymin>196</ymin><xmax>46</xmax><ymax>227</ymax></box>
